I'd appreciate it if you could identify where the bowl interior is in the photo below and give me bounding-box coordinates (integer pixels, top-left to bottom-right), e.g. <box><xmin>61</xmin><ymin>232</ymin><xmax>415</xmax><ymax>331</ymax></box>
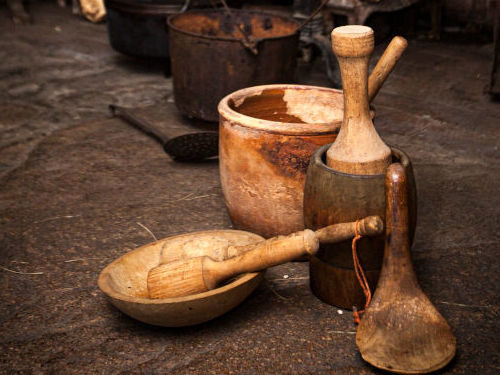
<box><xmin>101</xmin><ymin>230</ymin><xmax>264</xmax><ymax>300</ymax></box>
<box><xmin>228</xmin><ymin>87</ymin><xmax>344</xmax><ymax>124</ymax></box>
<box><xmin>170</xmin><ymin>11</ymin><xmax>298</xmax><ymax>40</ymax></box>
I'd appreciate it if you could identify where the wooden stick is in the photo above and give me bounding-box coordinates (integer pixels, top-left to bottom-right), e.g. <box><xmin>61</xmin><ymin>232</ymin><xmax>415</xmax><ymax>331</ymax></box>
<box><xmin>326</xmin><ymin>25</ymin><xmax>392</xmax><ymax>175</ymax></box>
<box><xmin>368</xmin><ymin>36</ymin><xmax>408</xmax><ymax>102</ymax></box>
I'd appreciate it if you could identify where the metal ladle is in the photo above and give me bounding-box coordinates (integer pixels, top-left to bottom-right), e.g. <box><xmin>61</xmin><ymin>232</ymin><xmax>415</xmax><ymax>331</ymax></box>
<box><xmin>109</xmin><ymin>104</ymin><xmax>218</xmax><ymax>162</ymax></box>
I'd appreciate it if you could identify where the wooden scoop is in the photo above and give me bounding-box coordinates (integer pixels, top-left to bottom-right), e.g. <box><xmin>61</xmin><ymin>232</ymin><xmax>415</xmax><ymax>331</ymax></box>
<box><xmin>148</xmin><ymin>216</ymin><xmax>383</xmax><ymax>299</ymax></box>
<box><xmin>356</xmin><ymin>164</ymin><xmax>456</xmax><ymax>374</ymax></box>
<box><xmin>327</xmin><ymin>25</ymin><xmax>392</xmax><ymax>175</ymax></box>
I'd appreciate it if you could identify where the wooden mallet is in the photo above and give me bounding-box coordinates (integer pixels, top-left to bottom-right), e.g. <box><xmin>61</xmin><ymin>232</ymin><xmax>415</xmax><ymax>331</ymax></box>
<box><xmin>147</xmin><ymin>216</ymin><xmax>383</xmax><ymax>299</ymax></box>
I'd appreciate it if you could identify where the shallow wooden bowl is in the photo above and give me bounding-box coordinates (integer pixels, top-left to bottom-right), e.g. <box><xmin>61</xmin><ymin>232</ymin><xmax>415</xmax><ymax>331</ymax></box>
<box><xmin>98</xmin><ymin>230</ymin><xmax>264</xmax><ymax>327</ymax></box>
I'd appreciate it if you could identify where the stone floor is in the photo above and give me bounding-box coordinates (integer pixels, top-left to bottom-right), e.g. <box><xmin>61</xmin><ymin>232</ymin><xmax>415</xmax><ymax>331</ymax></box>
<box><xmin>0</xmin><ymin>1</ymin><xmax>499</xmax><ymax>374</ymax></box>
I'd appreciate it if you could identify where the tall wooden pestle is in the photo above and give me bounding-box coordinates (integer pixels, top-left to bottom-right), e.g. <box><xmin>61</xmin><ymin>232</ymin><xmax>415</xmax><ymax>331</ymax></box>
<box><xmin>356</xmin><ymin>164</ymin><xmax>456</xmax><ymax>374</ymax></box>
<box><xmin>327</xmin><ymin>25</ymin><xmax>392</xmax><ymax>175</ymax></box>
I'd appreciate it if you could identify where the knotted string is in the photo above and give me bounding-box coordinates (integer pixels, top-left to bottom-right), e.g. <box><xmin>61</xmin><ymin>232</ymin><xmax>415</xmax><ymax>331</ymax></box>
<box><xmin>352</xmin><ymin>219</ymin><xmax>372</xmax><ymax>324</ymax></box>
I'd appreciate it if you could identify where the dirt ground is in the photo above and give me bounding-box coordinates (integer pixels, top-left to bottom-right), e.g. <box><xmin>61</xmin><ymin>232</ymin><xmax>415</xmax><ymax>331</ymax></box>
<box><xmin>0</xmin><ymin>2</ymin><xmax>499</xmax><ymax>374</ymax></box>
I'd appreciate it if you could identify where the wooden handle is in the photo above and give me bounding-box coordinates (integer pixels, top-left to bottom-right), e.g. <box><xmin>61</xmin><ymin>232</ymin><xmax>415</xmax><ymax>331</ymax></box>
<box><xmin>315</xmin><ymin>215</ymin><xmax>383</xmax><ymax>243</ymax></box>
<box><xmin>109</xmin><ymin>104</ymin><xmax>170</xmax><ymax>145</ymax></box>
<box><xmin>331</xmin><ymin>25</ymin><xmax>373</xmax><ymax>122</ymax></box>
<box><xmin>227</xmin><ymin>216</ymin><xmax>382</xmax><ymax>256</ymax></box>
<box><xmin>326</xmin><ymin>25</ymin><xmax>391</xmax><ymax>175</ymax></box>
<box><xmin>368</xmin><ymin>36</ymin><xmax>407</xmax><ymax>102</ymax></box>
<box><xmin>211</xmin><ymin>230</ymin><xmax>319</xmax><ymax>283</ymax></box>
<box><xmin>381</xmin><ymin>163</ymin><xmax>414</xmax><ymax>280</ymax></box>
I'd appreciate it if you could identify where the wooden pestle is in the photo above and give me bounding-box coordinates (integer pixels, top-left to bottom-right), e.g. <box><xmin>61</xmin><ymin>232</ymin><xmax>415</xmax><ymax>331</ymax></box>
<box><xmin>327</xmin><ymin>25</ymin><xmax>392</xmax><ymax>175</ymax></box>
<box><xmin>159</xmin><ymin>216</ymin><xmax>383</xmax><ymax>264</ymax></box>
<box><xmin>356</xmin><ymin>164</ymin><xmax>456</xmax><ymax>374</ymax></box>
<box><xmin>148</xmin><ymin>216</ymin><xmax>383</xmax><ymax>299</ymax></box>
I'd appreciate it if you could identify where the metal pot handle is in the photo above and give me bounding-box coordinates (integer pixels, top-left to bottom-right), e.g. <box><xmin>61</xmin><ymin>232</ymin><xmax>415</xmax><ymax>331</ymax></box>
<box><xmin>219</xmin><ymin>0</ymin><xmax>259</xmax><ymax>55</ymax></box>
<box><xmin>295</xmin><ymin>0</ymin><xmax>329</xmax><ymax>32</ymax></box>
<box><xmin>179</xmin><ymin>0</ymin><xmax>191</xmax><ymax>13</ymax></box>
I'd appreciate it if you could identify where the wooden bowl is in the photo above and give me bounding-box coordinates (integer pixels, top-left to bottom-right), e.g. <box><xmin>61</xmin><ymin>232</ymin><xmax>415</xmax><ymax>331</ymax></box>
<box><xmin>218</xmin><ymin>84</ymin><xmax>343</xmax><ymax>238</ymax></box>
<box><xmin>98</xmin><ymin>230</ymin><xmax>264</xmax><ymax>327</ymax></box>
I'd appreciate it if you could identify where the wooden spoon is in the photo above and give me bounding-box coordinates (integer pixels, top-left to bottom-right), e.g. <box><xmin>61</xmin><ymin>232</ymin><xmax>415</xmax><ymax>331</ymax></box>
<box><xmin>327</xmin><ymin>25</ymin><xmax>392</xmax><ymax>175</ymax></box>
<box><xmin>356</xmin><ymin>163</ymin><xmax>456</xmax><ymax>374</ymax></box>
<box><xmin>148</xmin><ymin>216</ymin><xmax>383</xmax><ymax>299</ymax></box>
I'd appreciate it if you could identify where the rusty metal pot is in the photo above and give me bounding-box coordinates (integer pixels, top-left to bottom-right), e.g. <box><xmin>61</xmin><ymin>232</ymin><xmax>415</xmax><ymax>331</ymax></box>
<box><xmin>167</xmin><ymin>10</ymin><xmax>300</xmax><ymax>122</ymax></box>
<box><xmin>218</xmin><ymin>84</ymin><xmax>344</xmax><ymax>238</ymax></box>
<box><xmin>303</xmin><ymin>144</ymin><xmax>417</xmax><ymax>309</ymax></box>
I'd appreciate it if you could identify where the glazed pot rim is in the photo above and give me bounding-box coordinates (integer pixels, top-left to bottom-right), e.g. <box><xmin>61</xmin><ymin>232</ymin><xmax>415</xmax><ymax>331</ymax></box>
<box><xmin>218</xmin><ymin>84</ymin><xmax>343</xmax><ymax>136</ymax></box>
<box><xmin>167</xmin><ymin>9</ymin><xmax>300</xmax><ymax>43</ymax></box>
<box><xmin>311</xmin><ymin>143</ymin><xmax>411</xmax><ymax>178</ymax></box>
<box><xmin>97</xmin><ymin>229</ymin><xmax>264</xmax><ymax>306</ymax></box>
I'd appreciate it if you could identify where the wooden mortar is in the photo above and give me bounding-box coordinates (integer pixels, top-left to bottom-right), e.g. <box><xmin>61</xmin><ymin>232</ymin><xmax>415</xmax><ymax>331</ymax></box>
<box><xmin>304</xmin><ymin>145</ymin><xmax>417</xmax><ymax>309</ymax></box>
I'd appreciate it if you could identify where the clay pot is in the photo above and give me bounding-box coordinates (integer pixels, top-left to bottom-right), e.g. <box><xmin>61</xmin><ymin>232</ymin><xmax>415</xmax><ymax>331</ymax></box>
<box><xmin>303</xmin><ymin>144</ymin><xmax>417</xmax><ymax>309</ymax></box>
<box><xmin>218</xmin><ymin>84</ymin><xmax>343</xmax><ymax>238</ymax></box>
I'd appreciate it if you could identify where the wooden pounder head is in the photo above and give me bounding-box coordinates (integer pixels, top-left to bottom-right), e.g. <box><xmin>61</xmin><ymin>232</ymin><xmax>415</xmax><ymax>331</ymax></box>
<box><xmin>327</xmin><ymin>25</ymin><xmax>392</xmax><ymax>175</ymax></box>
<box><xmin>147</xmin><ymin>229</ymin><xmax>319</xmax><ymax>299</ymax></box>
<box><xmin>356</xmin><ymin>164</ymin><xmax>456</xmax><ymax>374</ymax></box>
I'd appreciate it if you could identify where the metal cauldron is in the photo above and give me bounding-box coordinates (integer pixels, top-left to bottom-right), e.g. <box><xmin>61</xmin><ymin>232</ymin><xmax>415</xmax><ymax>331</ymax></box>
<box><xmin>167</xmin><ymin>9</ymin><xmax>300</xmax><ymax>121</ymax></box>
<box><xmin>104</xmin><ymin>0</ymin><xmax>186</xmax><ymax>60</ymax></box>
